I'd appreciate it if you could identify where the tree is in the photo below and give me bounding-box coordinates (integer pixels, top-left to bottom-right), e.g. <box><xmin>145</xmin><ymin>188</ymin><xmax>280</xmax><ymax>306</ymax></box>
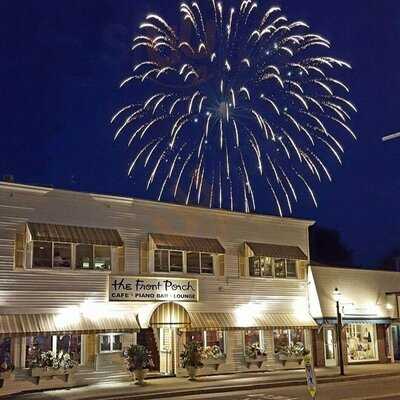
<box><xmin>309</xmin><ymin>225</ymin><xmax>353</xmax><ymax>266</ymax></box>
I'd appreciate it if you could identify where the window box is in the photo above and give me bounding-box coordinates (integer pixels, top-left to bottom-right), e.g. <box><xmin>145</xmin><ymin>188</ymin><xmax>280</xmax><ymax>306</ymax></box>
<box><xmin>244</xmin><ymin>355</ymin><xmax>268</xmax><ymax>369</ymax></box>
<box><xmin>30</xmin><ymin>366</ymin><xmax>77</xmax><ymax>385</ymax></box>
<box><xmin>202</xmin><ymin>355</ymin><xmax>226</xmax><ymax>371</ymax></box>
<box><xmin>276</xmin><ymin>353</ymin><xmax>304</xmax><ymax>366</ymax></box>
<box><xmin>0</xmin><ymin>371</ymin><xmax>14</xmax><ymax>388</ymax></box>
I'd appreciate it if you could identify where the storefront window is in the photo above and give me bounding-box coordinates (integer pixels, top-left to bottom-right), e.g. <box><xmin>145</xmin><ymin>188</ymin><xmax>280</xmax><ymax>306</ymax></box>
<box><xmin>273</xmin><ymin>329</ymin><xmax>304</xmax><ymax>352</ymax></box>
<box><xmin>0</xmin><ymin>338</ymin><xmax>11</xmax><ymax>367</ymax></box>
<box><xmin>346</xmin><ymin>324</ymin><xmax>377</xmax><ymax>362</ymax></box>
<box><xmin>244</xmin><ymin>329</ymin><xmax>263</xmax><ymax>348</ymax></box>
<box><xmin>25</xmin><ymin>336</ymin><xmax>52</xmax><ymax>367</ymax></box>
<box><xmin>53</xmin><ymin>243</ymin><xmax>71</xmax><ymax>268</ymax></box>
<box><xmin>56</xmin><ymin>335</ymin><xmax>81</xmax><ymax>363</ymax></box>
<box><xmin>32</xmin><ymin>241</ymin><xmax>52</xmax><ymax>268</ymax></box>
<box><xmin>186</xmin><ymin>330</ymin><xmax>225</xmax><ymax>353</ymax></box>
<box><xmin>99</xmin><ymin>334</ymin><xmax>123</xmax><ymax>353</ymax></box>
<box><xmin>76</xmin><ymin>244</ymin><xmax>94</xmax><ymax>269</ymax></box>
<box><xmin>94</xmin><ymin>246</ymin><xmax>111</xmax><ymax>270</ymax></box>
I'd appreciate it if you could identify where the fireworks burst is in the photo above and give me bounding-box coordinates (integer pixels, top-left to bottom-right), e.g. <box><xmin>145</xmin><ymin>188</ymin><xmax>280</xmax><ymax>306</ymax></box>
<box><xmin>112</xmin><ymin>0</ymin><xmax>356</xmax><ymax>215</ymax></box>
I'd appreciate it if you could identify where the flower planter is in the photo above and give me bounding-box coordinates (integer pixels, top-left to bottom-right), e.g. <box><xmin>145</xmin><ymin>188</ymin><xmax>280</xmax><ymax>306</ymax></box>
<box><xmin>30</xmin><ymin>367</ymin><xmax>76</xmax><ymax>385</ymax></box>
<box><xmin>0</xmin><ymin>371</ymin><xmax>14</xmax><ymax>388</ymax></box>
<box><xmin>186</xmin><ymin>366</ymin><xmax>198</xmax><ymax>381</ymax></box>
<box><xmin>133</xmin><ymin>369</ymin><xmax>146</xmax><ymax>385</ymax></box>
<box><xmin>277</xmin><ymin>353</ymin><xmax>304</xmax><ymax>366</ymax></box>
<box><xmin>202</xmin><ymin>357</ymin><xmax>226</xmax><ymax>371</ymax></box>
<box><xmin>244</xmin><ymin>355</ymin><xmax>268</xmax><ymax>369</ymax></box>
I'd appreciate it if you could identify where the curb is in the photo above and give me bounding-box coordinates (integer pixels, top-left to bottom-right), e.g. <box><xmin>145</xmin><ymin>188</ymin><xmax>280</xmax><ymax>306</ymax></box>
<box><xmin>79</xmin><ymin>371</ymin><xmax>400</xmax><ymax>400</ymax></box>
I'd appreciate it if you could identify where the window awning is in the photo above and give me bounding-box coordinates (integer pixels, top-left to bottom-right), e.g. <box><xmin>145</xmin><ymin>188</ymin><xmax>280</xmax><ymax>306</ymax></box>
<box><xmin>27</xmin><ymin>222</ymin><xmax>123</xmax><ymax>246</ymax></box>
<box><xmin>150</xmin><ymin>302</ymin><xmax>191</xmax><ymax>327</ymax></box>
<box><xmin>246</xmin><ymin>242</ymin><xmax>307</xmax><ymax>260</ymax></box>
<box><xmin>150</xmin><ymin>233</ymin><xmax>225</xmax><ymax>254</ymax></box>
<box><xmin>188</xmin><ymin>312</ymin><xmax>317</xmax><ymax>330</ymax></box>
<box><xmin>0</xmin><ymin>313</ymin><xmax>139</xmax><ymax>337</ymax></box>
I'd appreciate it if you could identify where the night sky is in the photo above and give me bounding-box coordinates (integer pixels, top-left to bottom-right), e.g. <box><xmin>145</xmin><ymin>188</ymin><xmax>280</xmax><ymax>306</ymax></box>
<box><xmin>1</xmin><ymin>0</ymin><xmax>400</xmax><ymax>267</ymax></box>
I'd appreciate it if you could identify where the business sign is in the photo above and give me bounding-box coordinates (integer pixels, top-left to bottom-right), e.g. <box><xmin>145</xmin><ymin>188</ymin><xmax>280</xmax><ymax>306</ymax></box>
<box><xmin>109</xmin><ymin>275</ymin><xmax>199</xmax><ymax>302</ymax></box>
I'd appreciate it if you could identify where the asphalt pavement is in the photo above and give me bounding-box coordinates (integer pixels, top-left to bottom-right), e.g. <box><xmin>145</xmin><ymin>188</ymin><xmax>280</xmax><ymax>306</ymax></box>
<box><xmin>151</xmin><ymin>376</ymin><xmax>400</xmax><ymax>400</ymax></box>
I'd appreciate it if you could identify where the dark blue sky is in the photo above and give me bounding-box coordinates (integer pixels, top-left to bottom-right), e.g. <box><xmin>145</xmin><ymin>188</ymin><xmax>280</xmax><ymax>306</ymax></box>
<box><xmin>1</xmin><ymin>0</ymin><xmax>400</xmax><ymax>266</ymax></box>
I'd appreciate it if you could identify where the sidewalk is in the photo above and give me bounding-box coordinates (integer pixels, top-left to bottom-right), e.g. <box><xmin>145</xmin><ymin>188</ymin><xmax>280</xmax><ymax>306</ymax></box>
<box><xmin>7</xmin><ymin>364</ymin><xmax>400</xmax><ymax>400</ymax></box>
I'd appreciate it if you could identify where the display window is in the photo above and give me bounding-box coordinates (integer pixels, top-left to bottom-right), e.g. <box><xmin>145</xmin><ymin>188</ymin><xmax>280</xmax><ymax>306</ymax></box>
<box><xmin>346</xmin><ymin>324</ymin><xmax>378</xmax><ymax>362</ymax></box>
<box><xmin>273</xmin><ymin>328</ymin><xmax>304</xmax><ymax>353</ymax></box>
<box><xmin>243</xmin><ymin>329</ymin><xmax>263</xmax><ymax>348</ymax></box>
<box><xmin>185</xmin><ymin>330</ymin><xmax>225</xmax><ymax>353</ymax></box>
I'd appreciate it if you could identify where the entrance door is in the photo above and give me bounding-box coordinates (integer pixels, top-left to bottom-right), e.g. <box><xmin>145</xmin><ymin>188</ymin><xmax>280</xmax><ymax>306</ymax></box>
<box><xmin>324</xmin><ymin>327</ymin><xmax>337</xmax><ymax>367</ymax></box>
<box><xmin>159</xmin><ymin>328</ymin><xmax>175</xmax><ymax>376</ymax></box>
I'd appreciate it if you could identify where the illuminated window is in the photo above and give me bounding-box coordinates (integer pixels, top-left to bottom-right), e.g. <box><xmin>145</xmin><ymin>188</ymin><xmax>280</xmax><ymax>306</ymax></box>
<box><xmin>56</xmin><ymin>335</ymin><xmax>81</xmax><ymax>363</ymax></box>
<box><xmin>0</xmin><ymin>338</ymin><xmax>11</xmax><ymax>367</ymax></box>
<box><xmin>249</xmin><ymin>257</ymin><xmax>297</xmax><ymax>279</ymax></box>
<box><xmin>244</xmin><ymin>329</ymin><xmax>263</xmax><ymax>348</ymax></box>
<box><xmin>99</xmin><ymin>334</ymin><xmax>123</xmax><ymax>353</ymax></box>
<box><xmin>186</xmin><ymin>330</ymin><xmax>225</xmax><ymax>353</ymax></box>
<box><xmin>94</xmin><ymin>246</ymin><xmax>111</xmax><ymax>270</ymax></box>
<box><xmin>76</xmin><ymin>244</ymin><xmax>94</xmax><ymax>269</ymax></box>
<box><xmin>273</xmin><ymin>329</ymin><xmax>304</xmax><ymax>353</ymax></box>
<box><xmin>346</xmin><ymin>324</ymin><xmax>377</xmax><ymax>362</ymax></box>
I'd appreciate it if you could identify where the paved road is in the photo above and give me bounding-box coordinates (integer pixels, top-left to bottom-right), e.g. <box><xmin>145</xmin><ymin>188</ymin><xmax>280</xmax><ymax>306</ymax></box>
<box><xmin>152</xmin><ymin>376</ymin><xmax>400</xmax><ymax>400</ymax></box>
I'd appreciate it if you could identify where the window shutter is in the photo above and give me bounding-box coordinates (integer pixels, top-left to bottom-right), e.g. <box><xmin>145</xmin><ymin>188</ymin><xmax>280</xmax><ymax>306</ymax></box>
<box><xmin>139</xmin><ymin>238</ymin><xmax>149</xmax><ymax>274</ymax></box>
<box><xmin>239</xmin><ymin>244</ymin><xmax>246</xmax><ymax>277</ymax></box>
<box><xmin>218</xmin><ymin>254</ymin><xmax>225</xmax><ymax>277</ymax></box>
<box><xmin>117</xmin><ymin>246</ymin><xmax>125</xmax><ymax>273</ymax></box>
<box><xmin>14</xmin><ymin>226</ymin><xmax>27</xmax><ymax>270</ymax></box>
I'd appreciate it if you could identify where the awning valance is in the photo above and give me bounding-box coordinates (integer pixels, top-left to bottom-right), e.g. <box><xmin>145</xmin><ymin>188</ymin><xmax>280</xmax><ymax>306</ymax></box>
<box><xmin>27</xmin><ymin>222</ymin><xmax>123</xmax><ymax>246</ymax></box>
<box><xmin>316</xmin><ymin>318</ymin><xmax>391</xmax><ymax>326</ymax></box>
<box><xmin>246</xmin><ymin>242</ymin><xmax>307</xmax><ymax>260</ymax></box>
<box><xmin>188</xmin><ymin>312</ymin><xmax>317</xmax><ymax>330</ymax></box>
<box><xmin>0</xmin><ymin>313</ymin><xmax>139</xmax><ymax>337</ymax></box>
<box><xmin>150</xmin><ymin>233</ymin><xmax>225</xmax><ymax>254</ymax></box>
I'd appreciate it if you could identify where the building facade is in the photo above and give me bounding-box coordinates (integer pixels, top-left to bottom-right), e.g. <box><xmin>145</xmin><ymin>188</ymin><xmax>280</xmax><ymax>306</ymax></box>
<box><xmin>0</xmin><ymin>182</ymin><xmax>316</xmax><ymax>394</ymax></box>
<box><xmin>309</xmin><ymin>265</ymin><xmax>400</xmax><ymax>368</ymax></box>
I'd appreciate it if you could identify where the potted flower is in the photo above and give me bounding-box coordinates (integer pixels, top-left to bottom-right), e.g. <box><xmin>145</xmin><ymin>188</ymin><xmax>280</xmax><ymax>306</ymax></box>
<box><xmin>30</xmin><ymin>351</ymin><xmax>77</xmax><ymax>384</ymax></box>
<box><xmin>276</xmin><ymin>342</ymin><xmax>309</xmax><ymax>366</ymax></box>
<box><xmin>180</xmin><ymin>341</ymin><xmax>203</xmax><ymax>380</ymax></box>
<box><xmin>202</xmin><ymin>345</ymin><xmax>226</xmax><ymax>371</ymax></box>
<box><xmin>123</xmin><ymin>344</ymin><xmax>153</xmax><ymax>385</ymax></box>
<box><xmin>244</xmin><ymin>344</ymin><xmax>267</xmax><ymax>368</ymax></box>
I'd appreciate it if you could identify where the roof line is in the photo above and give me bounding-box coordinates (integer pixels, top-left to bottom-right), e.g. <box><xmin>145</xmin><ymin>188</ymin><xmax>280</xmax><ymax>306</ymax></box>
<box><xmin>0</xmin><ymin>181</ymin><xmax>315</xmax><ymax>226</ymax></box>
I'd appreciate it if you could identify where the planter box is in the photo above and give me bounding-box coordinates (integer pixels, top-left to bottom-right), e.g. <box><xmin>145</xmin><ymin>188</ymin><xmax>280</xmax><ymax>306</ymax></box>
<box><xmin>203</xmin><ymin>357</ymin><xmax>226</xmax><ymax>371</ymax></box>
<box><xmin>0</xmin><ymin>371</ymin><xmax>14</xmax><ymax>389</ymax></box>
<box><xmin>244</xmin><ymin>356</ymin><xmax>268</xmax><ymax>369</ymax></box>
<box><xmin>30</xmin><ymin>367</ymin><xmax>76</xmax><ymax>385</ymax></box>
<box><xmin>277</xmin><ymin>353</ymin><xmax>304</xmax><ymax>366</ymax></box>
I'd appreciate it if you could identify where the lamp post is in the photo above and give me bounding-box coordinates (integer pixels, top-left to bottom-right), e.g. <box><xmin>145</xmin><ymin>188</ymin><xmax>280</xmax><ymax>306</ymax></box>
<box><xmin>333</xmin><ymin>288</ymin><xmax>345</xmax><ymax>376</ymax></box>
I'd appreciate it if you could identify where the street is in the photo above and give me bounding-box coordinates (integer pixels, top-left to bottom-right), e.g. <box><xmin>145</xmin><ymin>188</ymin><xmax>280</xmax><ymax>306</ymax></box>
<box><xmin>151</xmin><ymin>376</ymin><xmax>400</xmax><ymax>400</ymax></box>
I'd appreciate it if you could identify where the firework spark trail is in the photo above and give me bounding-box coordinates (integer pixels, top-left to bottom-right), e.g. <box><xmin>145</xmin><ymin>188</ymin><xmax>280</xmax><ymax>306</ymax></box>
<box><xmin>113</xmin><ymin>0</ymin><xmax>356</xmax><ymax>216</ymax></box>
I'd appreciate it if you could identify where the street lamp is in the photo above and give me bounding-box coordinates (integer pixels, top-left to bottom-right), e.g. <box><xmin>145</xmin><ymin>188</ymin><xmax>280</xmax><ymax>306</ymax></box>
<box><xmin>333</xmin><ymin>288</ymin><xmax>345</xmax><ymax>376</ymax></box>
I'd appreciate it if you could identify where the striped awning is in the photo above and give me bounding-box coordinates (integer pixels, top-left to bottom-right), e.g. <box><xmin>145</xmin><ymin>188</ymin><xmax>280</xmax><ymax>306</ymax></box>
<box><xmin>27</xmin><ymin>222</ymin><xmax>123</xmax><ymax>246</ymax></box>
<box><xmin>188</xmin><ymin>312</ymin><xmax>317</xmax><ymax>330</ymax></box>
<box><xmin>0</xmin><ymin>313</ymin><xmax>139</xmax><ymax>337</ymax></box>
<box><xmin>151</xmin><ymin>233</ymin><xmax>225</xmax><ymax>254</ymax></box>
<box><xmin>246</xmin><ymin>242</ymin><xmax>307</xmax><ymax>260</ymax></box>
<box><xmin>150</xmin><ymin>302</ymin><xmax>190</xmax><ymax>327</ymax></box>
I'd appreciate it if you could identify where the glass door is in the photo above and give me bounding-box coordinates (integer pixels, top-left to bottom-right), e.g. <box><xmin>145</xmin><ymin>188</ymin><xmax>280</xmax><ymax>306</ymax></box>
<box><xmin>324</xmin><ymin>327</ymin><xmax>337</xmax><ymax>367</ymax></box>
<box><xmin>159</xmin><ymin>328</ymin><xmax>174</xmax><ymax>375</ymax></box>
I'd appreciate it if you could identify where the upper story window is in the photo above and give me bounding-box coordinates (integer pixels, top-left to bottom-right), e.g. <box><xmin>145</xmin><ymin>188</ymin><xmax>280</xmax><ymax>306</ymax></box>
<box><xmin>154</xmin><ymin>249</ymin><xmax>214</xmax><ymax>275</ymax></box>
<box><xmin>32</xmin><ymin>242</ymin><xmax>113</xmax><ymax>271</ymax></box>
<box><xmin>249</xmin><ymin>256</ymin><xmax>297</xmax><ymax>279</ymax></box>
